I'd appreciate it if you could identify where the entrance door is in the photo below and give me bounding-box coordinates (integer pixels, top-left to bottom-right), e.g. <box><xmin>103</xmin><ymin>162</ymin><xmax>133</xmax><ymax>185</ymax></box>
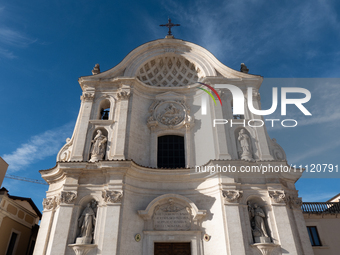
<box><xmin>154</xmin><ymin>242</ymin><xmax>191</xmax><ymax>255</ymax></box>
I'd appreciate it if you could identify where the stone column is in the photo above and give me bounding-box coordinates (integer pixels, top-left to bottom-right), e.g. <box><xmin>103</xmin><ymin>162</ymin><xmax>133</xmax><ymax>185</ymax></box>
<box><xmin>112</xmin><ymin>90</ymin><xmax>130</xmax><ymax>159</ymax></box>
<box><xmin>270</xmin><ymin>196</ymin><xmax>300</xmax><ymax>254</ymax></box>
<box><xmin>33</xmin><ymin>210</ymin><xmax>54</xmax><ymax>255</ymax></box>
<box><xmin>33</xmin><ymin>196</ymin><xmax>59</xmax><ymax>255</ymax></box>
<box><xmin>46</xmin><ymin>192</ymin><xmax>77</xmax><ymax>255</ymax></box>
<box><xmin>286</xmin><ymin>195</ymin><xmax>314</xmax><ymax>255</ymax></box>
<box><xmin>70</xmin><ymin>91</ymin><xmax>95</xmax><ymax>161</ymax></box>
<box><xmin>99</xmin><ymin>190</ymin><xmax>123</xmax><ymax>255</ymax></box>
<box><xmin>222</xmin><ymin>190</ymin><xmax>246</xmax><ymax>255</ymax></box>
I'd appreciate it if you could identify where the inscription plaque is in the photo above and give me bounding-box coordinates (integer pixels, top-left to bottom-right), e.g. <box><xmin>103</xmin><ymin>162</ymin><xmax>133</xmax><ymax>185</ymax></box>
<box><xmin>153</xmin><ymin>199</ymin><xmax>192</xmax><ymax>231</ymax></box>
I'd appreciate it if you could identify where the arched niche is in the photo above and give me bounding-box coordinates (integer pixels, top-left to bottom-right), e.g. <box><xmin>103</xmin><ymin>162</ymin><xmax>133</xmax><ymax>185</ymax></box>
<box><xmin>98</xmin><ymin>99</ymin><xmax>111</xmax><ymax>120</ymax></box>
<box><xmin>246</xmin><ymin>195</ymin><xmax>273</xmax><ymax>244</ymax></box>
<box><xmin>138</xmin><ymin>194</ymin><xmax>206</xmax><ymax>230</ymax></box>
<box><xmin>91</xmin><ymin>95</ymin><xmax>116</xmax><ymax>121</ymax></box>
<box><xmin>69</xmin><ymin>195</ymin><xmax>100</xmax><ymax>245</ymax></box>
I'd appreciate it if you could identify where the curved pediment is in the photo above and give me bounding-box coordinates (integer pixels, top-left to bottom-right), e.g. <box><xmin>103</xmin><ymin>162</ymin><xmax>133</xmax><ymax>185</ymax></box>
<box><xmin>78</xmin><ymin>38</ymin><xmax>261</xmax><ymax>88</ymax></box>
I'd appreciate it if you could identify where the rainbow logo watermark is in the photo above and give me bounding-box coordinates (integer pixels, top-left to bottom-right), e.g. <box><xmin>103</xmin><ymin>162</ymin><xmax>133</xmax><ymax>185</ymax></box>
<box><xmin>198</xmin><ymin>82</ymin><xmax>312</xmax><ymax>117</ymax></box>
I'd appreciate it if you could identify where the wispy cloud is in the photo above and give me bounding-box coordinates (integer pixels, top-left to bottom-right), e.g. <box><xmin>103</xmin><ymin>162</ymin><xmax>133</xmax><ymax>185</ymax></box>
<box><xmin>2</xmin><ymin>123</ymin><xmax>74</xmax><ymax>172</ymax></box>
<box><xmin>0</xmin><ymin>6</ymin><xmax>36</xmax><ymax>59</ymax></box>
<box><xmin>289</xmin><ymin>139</ymin><xmax>340</xmax><ymax>164</ymax></box>
<box><xmin>161</xmin><ymin>0</ymin><xmax>340</xmax><ymax>71</ymax></box>
<box><xmin>265</xmin><ymin>79</ymin><xmax>340</xmax><ymax>130</ymax></box>
<box><xmin>0</xmin><ymin>27</ymin><xmax>36</xmax><ymax>47</ymax></box>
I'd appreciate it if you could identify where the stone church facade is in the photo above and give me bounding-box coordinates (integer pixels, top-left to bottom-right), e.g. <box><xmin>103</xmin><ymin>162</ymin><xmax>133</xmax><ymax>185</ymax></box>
<box><xmin>34</xmin><ymin>38</ymin><xmax>315</xmax><ymax>255</ymax></box>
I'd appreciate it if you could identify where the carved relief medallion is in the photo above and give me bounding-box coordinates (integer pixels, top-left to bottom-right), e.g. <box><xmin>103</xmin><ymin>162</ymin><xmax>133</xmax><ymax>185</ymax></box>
<box><xmin>147</xmin><ymin>100</ymin><xmax>193</xmax><ymax>129</ymax></box>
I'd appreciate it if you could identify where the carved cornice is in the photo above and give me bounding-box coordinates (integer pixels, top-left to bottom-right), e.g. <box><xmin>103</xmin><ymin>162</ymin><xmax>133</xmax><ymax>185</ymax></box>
<box><xmin>222</xmin><ymin>190</ymin><xmax>243</xmax><ymax>203</ymax></box>
<box><xmin>80</xmin><ymin>92</ymin><xmax>95</xmax><ymax>101</ymax></box>
<box><xmin>268</xmin><ymin>190</ymin><xmax>286</xmax><ymax>204</ymax></box>
<box><xmin>102</xmin><ymin>190</ymin><xmax>123</xmax><ymax>203</ymax></box>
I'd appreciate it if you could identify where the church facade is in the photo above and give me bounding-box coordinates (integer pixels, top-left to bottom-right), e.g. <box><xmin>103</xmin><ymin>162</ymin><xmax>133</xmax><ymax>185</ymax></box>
<box><xmin>34</xmin><ymin>37</ymin><xmax>315</xmax><ymax>255</ymax></box>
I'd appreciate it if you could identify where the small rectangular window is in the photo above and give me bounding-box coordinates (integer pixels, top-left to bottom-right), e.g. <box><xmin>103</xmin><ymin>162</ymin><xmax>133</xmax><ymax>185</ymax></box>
<box><xmin>6</xmin><ymin>232</ymin><xmax>18</xmax><ymax>255</ymax></box>
<box><xmin>157</xmin><ymin>135</ymin><xmax>185</xmax><ymax>168</ymax></box>
<box><xmin>307</xmin><ymin>226</ymin><xmax>321</xmax><ymax>246</ymax></box>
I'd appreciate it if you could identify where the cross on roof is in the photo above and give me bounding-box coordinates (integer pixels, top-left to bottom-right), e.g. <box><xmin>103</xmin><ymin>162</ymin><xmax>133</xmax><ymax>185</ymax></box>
<box><xmin>160</xmin><ymin>18</ymin><xmax>180</xmax><ymax>36</ymax></box>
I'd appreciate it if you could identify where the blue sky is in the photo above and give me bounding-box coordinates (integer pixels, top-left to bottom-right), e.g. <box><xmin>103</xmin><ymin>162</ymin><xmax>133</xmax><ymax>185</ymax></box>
<box><xmin>1</xmin><ymin>0</ymin><xmax>339</xmax><ymax>212</ymax></box>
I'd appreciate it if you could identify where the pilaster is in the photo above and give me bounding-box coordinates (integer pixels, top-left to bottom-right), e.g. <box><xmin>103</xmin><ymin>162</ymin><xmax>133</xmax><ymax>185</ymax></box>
<box><xmin>71</xmin><ymin>91</ymin><xmax>95</xmax><ymax>161</ymax></box>
<box><xmin>112</xmin><ymin>89</ymin><xmax>130</xmax><ymax>159</ymax></box>
<box><xmin>222</xmin><ymin>190</ymin><xmax>246</xmax><ymax>255</ymax></box>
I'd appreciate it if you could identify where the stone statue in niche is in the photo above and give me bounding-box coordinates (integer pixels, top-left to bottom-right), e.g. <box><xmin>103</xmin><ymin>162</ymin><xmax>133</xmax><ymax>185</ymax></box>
<box><xmin>76</xmin><ymin>200</ymin><xmax>98</xmax><ymax>244</ymax></box>
<box><xmin>238</xmin><ymin>129</ymin><xmax>253</xmax><ymax>160</ymax></box>
<box><xmin>89</xmin><ymin>130</ymin><xmax>107</xmax><ymax>162</ymax></box>
<box><xmin>248</xmin><ymin>202</ymin><xmax>271</xmax><ymax>243</ymax></box>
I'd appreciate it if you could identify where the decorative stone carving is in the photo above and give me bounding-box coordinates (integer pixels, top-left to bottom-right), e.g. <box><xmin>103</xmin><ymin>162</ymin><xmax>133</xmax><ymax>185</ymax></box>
<box><xmin>284</xmin><ymin>195</ymin><xmax>303</xmax><ymax>209</ymax></box>
<box><xmin>136</xmin><ymin>55</ymin><xmax>201</xmax><ymax>87</ymax></box>
<box><xmin>248</xmin><ymin>202</ymin><xmax>271</xmax><ymax>243</ymax></box>
<box><xmin>68</xmin><ymin>244</ymin><xmax>97</xmax><ymax>255</ymax></box>
<box><xmin>76</xmin><ymin>200</ymin><xmax>98</xmax><ymax>244</ymax></box>
<box><xmin>240</xmin><ymin>63</ymin><xmax>249</xmax><ymax>73</ymax></box>
<box><xmin>153</xmin><ymin>198</ymin><xmax>192</xmax><ymax>231</ymax></box>
<box><xmin>117</xmin><ymin>91</ymin><xmax>130</xmax><ymax>100</ymax></box>
<box><xmin>147</xmin><ymin>100</ymin><xmax>193</xmax><ymax>129</ymax></box>
<box><xmin>271</xmin><ymin>138</ymin><xmax>286</xmax><ymax>160</ymax></box>
<box><xmin>58</xmin><ymin>138</ymin><xmax>73</xmax><ymax>162</ymax></box>
<box><xmin>81</xmin><ymin>92</ymin><xmax>95</xmax><ymax>101</ymax></box>
<box><xmin>238</xmin><ymin>129</ymin><xmax>253</xmax><ymax>160</ymax></box>
<box><xmin>60</xmin><ymin>191</ymin><xmax>77</xmax><ymax>204</ymax></box>
<box><xmin>102</xmin><ymin>190</ymin><xmax>123</xmax><ymax>203</ymax></box>
<box><xmin>252</xmin><ymin>88</ymin><xmax>261</xmax><ymax>100</ymax></box>
<box><xmin>251</xmin><ymin>243</ymin><xmax>280</xmax><ymax>255</ymax></box>
<box><xmin>42</xmin><ymin>197</ymin><xmax>57</xmax><ymax>210</ymax></box>
<box><xmin>92</xmin><ymin>64</ymin><xmax>100</xmax><ymax>75</ymax></box>
<box><xmin>222</xmin><ymin>190</ymin><xmax>243</xmax><ymax>202</ymax></box>
<box><xmin>89</xmin><ymin>130</ymin><xmax>107</xmax><ymax>162</ymax></box>
<box><xmin>268</xmin><ymin>190</ymin><xmax>286</xmax><ymax>204</ymax></box>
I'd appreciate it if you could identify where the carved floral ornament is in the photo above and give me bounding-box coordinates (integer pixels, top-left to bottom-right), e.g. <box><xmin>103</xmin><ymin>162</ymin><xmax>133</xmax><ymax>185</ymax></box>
<box><xmin>101</xmin><ymin>190</ymin><xmax>123</xmax><ymax>203</ymax></box>
<box><xmin>284</xmin><ymin>195</ymin><xmax>303</xmax><ymax>209</ymax></box>
<box><xmin>268</xmin><ymin>190</ymin><xmax>286</xmax><ymax>204</ymax></box>
<box><xmin>222</xmin><ymin>190</ymin><xmax>243</xmax><ymax>203</ymax></box>
<box><xmin>42</xmin><ymin>191</ymin><xmax>77</xmax><ymax>210</ymax></box>
<box><xmin>268</xmin><ymin>191</ymin><xmax>302</xmax><ymax>208</ymax></box>
<box><xmin>147</xmin><ymin>100</ymin><xmax>194</xmax><ymax>129</ymax></box>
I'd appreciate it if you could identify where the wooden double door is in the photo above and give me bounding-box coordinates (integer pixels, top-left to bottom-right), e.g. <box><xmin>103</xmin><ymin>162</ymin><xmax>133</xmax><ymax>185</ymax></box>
<box><xmin>154</xmin><ymin>242</ymin><xmax>191</xmax><ymax>255</ymax></box>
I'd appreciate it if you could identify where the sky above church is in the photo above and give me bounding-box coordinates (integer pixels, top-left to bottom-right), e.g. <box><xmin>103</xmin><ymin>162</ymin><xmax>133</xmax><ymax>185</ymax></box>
<box><xmin>0</xmin><ymin>0</ymin><xmax>339</xmax><ymax>212</ymax></box>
